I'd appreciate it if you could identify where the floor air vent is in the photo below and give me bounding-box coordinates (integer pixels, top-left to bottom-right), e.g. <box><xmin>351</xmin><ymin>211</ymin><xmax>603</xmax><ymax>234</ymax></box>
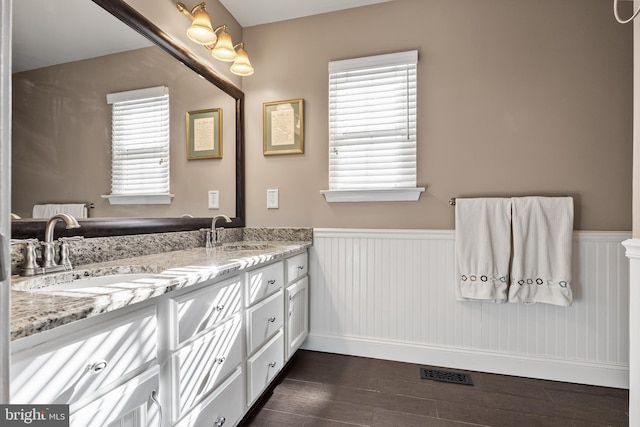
<box><xmin>420</xmin><ymin>368</ymin><xmax>473</xmax><ymax>386</ymax></box>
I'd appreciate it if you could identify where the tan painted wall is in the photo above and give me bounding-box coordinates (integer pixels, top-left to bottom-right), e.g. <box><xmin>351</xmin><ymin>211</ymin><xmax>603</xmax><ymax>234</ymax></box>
<box><xmin>12</xmin><ymin>46</ymin><xmax>236</xmax><ymax>218</ymax></box>
<box><xmin>241</xmin><ymin>0</ymin><xmax>633</xmax><ymax>231</ymax></box>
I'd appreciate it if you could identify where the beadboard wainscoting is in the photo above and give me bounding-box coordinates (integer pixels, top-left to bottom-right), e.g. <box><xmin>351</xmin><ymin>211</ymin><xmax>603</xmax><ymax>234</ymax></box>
<box><xmin>304</xmin><ymin>229</ymin><xmax>631</xmax><ymax>389</ymax></box>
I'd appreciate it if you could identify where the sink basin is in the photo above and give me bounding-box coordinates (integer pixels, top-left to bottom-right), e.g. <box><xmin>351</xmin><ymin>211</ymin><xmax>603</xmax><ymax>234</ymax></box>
<box><xmin>28</xmin><ymin>273</ymin><xmax>156</xmax><ymax>292</ymax></box>
<box><xmin>221</xmin><ymin>243</ymin><xmax>275</xmax><ymax>252</ymax></box>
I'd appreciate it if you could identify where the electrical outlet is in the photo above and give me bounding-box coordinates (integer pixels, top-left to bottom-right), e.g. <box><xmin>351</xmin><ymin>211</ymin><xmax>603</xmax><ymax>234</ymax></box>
<box><xmin>208</xmin><ymin>190</ymin><xmax>219</xmax><ymax>209</ymax></box>
<box><xmin>267</xmin><ymin>189</ymin><xmax>279</xmax><ymax>209</ymax></box>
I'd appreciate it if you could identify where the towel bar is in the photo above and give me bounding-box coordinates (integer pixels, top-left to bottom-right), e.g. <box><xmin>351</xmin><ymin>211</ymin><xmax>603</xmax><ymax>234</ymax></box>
<box><xmin>449</xmin><ymin>196</ymin><xmax>570</xmax><ymax>206</ymax></box>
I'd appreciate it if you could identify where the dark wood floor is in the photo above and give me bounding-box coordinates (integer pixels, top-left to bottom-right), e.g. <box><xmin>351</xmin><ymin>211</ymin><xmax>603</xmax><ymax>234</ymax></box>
<box><xmin>240</xmin><ymin>350</ymin><xmax>629</xmax><ymax>427</ymax></box>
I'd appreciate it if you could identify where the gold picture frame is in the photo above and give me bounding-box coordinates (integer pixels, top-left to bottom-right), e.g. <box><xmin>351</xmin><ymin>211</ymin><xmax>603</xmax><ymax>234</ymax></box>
<box><xmin>187</xmin><ymin>108</ymin><xmax>222</xmax><ymax>160</ymax></box>
<box><xmin>263</xmin><ymin>99</ymin><xmax>304</xmax><ymax>155</ymax></box>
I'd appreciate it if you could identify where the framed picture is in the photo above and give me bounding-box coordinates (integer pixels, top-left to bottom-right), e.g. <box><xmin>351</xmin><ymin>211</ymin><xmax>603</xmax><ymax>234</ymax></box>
<box><xmin>263</xmin><ymin>99</ymin><xmax>304</xmax><ymax>155</ymax></box>
<box><xmin>187</xmin><ymin>108</ymin><xmax>222</xmax><ymax>159</ymax></box>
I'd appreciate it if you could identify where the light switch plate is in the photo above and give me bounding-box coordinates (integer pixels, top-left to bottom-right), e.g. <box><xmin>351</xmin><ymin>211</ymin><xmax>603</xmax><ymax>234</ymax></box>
<box><xmin>267</xmin><ymin>189</ymin><xmax>279</xmax><ymax>209</ymax></box>
<box><xmin>208</xmin><ymin>190</ymin><xmax>219</xmax><ymax>209</ymax></box>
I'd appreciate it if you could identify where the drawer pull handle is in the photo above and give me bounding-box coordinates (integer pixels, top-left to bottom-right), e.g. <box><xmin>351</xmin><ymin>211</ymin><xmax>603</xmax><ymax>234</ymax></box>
<box><xmin>151</xmin><ymin>390</ymin><xmax>163</xmax><ymax>427</ymax></box>
<box><xmin>89</xmin><ymin>360</ymin><xmax>108</xmax><ymax>374</ymax></box>
<box><xmin>267</xmin><ymin>279</ymin><xmax>276</xmax><ymax>285</ymax></box>
<box><xmin>216</xmin><ymin>304</ymin><xmax>225</xmax><ymax>312</ymax></box>
<box><xmin>268</xmin><ymin>316</ymin><xmax>276</xmax><ymax>323</ymax></box>
<box><xmin>268</xmin><ymin>362</ymin><xmax>277</xmax><ymax>368</ymax></box>
<box><xmin>217</xmin><ymin>357</ymin><xmax>226</xmax><ymax>364</ymax></box>
<box><xmin>215</xmin><ymin>417</ymin><xmax>226</xmax><ymax>426</ymax></box>
<box><xmin>298</xmin><ymin>265</ymin><xmax>304</xmax><ymax>270</ymax></box>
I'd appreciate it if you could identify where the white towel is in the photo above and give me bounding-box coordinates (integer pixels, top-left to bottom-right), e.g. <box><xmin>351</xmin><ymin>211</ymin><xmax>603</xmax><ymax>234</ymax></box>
<box><xmin>32</xmin><ymin>203</ymin><xmax>87</xmax><ymax>219</ymax></box>
<box><xmin>508</xmin><ymin>197</ymin><xmax>573</xmax><ymax>306</ymax></box>
<box><xmin>455</xmin><ymin>198</ymin><xmax>512</xmax><ymax>302</ymax></box>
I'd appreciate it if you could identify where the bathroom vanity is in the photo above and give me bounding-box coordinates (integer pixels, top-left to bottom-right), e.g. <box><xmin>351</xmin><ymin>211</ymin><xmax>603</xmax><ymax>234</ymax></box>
<box><xmin>9</xmin><ymin>235</ymin><xmax>310</xmax><ymax>426</ymax></box>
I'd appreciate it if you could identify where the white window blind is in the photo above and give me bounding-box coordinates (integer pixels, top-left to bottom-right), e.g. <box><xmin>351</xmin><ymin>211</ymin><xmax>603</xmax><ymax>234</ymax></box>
<box><xmin>104</xmin><ymin>86</ymin><xmax>172</xmax><ymax>204</ymax></box>
<box><xmin>327</xmin><ymin>51</ymin><xmax>419</xmax><ymax>200</ymax></box>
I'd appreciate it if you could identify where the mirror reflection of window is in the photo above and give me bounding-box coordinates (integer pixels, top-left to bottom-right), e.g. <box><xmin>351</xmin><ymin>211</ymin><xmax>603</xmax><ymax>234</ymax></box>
<box><xmin>104</xmin><ymin>86</ymin><xmax>173</xmax><ymax>205</ymax></box>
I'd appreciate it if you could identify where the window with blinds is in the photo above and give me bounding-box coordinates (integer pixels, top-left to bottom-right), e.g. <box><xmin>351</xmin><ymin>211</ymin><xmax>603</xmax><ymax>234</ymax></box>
<box><xmin>104</xmin><ymin>86</ymin><xmax>172</xmax><ymax>205</ymax></box>
<box><xmin>323</xmin><ymin>51</ymin><xmax>423</xmax><ymax>202</ymax></box>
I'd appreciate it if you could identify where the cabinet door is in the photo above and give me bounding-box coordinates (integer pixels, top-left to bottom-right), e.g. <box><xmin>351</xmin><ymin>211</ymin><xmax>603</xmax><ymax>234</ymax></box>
<box><xmin>70</xmin><ymin>366</ymin><xmax>161</xmax><ymax>427</ymax></box>
<box><xmin>286</xmin><ymin>276</ymin><xmax>309</xmax><ymax>360</ymax></box>
<box><xmin>11</xmin><ymin>307</ymin><xmax>157</xmax><ymax>406</ymax></box>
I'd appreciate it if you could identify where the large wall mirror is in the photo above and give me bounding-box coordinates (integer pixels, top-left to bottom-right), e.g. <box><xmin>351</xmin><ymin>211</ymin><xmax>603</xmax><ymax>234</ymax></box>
<box><xmin>11</xmin><ymin>0</ymin><xmax>245</xmax><ymax>238</ymax></box>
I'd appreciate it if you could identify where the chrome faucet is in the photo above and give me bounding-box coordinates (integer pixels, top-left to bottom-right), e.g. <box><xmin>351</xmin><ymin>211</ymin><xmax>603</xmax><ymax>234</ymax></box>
<box><xmin>208</xmin><ymin>214</ymin><xmax>231</xmax><ymax>247</ymax></box>
<box><xmin>42</xmin><ymin>214</ymin><xmax>81</xmax><ymax>270</ymax></box>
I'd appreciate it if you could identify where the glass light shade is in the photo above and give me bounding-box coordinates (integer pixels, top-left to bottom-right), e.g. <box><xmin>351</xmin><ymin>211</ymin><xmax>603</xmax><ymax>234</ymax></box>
<box><xmin>186</xmin><ymin>8</ymin><xmax>217</xmax><ymax>45</ymax></box>
<box><xmin>230</xmin><ymin>45</ymin><xmax>254</xmax><ymax>76</ymax></box>
<box><xmin>211</xmin><ymin>30</ymin><xmax>237</xmax><ymax>62</ymax></box>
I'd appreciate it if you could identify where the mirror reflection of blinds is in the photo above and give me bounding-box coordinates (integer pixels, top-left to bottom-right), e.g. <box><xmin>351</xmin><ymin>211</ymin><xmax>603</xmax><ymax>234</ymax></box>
<box><xmin>107</xmin><ymin>86</ymin><xmax>170</xmax><ymax>195</ymax></box>
<box><xmin>329</xmin><ymin>51</ymin><xmax>417</xmax><ymax>191</ymax></box>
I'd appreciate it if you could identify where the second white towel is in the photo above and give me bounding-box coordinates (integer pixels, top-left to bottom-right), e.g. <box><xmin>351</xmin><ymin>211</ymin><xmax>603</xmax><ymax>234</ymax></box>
<box><xmin>508</xmin><ymin>196</ymin><xmax>574</xmax><ymax>306</ymax></box>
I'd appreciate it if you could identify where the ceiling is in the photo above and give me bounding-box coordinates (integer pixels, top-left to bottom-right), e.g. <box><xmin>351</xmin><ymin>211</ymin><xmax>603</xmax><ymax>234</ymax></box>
<box><xmin>219</xmin><ymin>0</ymin><xmax>392</xmax><ymax>27</ymax></box>
<box><xmin>12</xmin><ymin>0</ymin><xmax>391</xmax><ymax>73</ymax></box>
<box><xmin>12</xmin><ymin>0</ymin><xmax>152</xmax><ymax>73</ymax></box>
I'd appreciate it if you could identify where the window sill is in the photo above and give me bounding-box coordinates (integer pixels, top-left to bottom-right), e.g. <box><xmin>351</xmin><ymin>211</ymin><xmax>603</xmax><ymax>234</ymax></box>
<box><xmin>101</xmin><ymin>194</ymin><xmax>174</xmax><ymax>205</ymax></box>
<box><xmin>320</xmin><ymin>188</ymin><xmax>425</xmax><ymax>203</ymax></box>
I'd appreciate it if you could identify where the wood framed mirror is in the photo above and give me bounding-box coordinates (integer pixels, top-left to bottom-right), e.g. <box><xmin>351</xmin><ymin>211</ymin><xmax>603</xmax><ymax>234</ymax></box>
<box><xmin>11</xmin><ymin>0</ymin><xmax>245</xmax><ymax>239</ymax></box>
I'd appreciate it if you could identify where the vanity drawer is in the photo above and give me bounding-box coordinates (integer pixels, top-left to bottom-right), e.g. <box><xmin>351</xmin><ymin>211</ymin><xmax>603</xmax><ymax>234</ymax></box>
<box><xmin>246</xmin><ymin>261</ymin><xmax>284</xmax><ymax>305</ymax></box>
<box><xmin>175</xmin><ymin>367</ymin><xmax>244</xmax><ymax>427</ymax></box>
<box><xmin>246</xmin><ymin>289</ymin><xmax>283</xmax><ymax>354</ymax></box>
<box><xmin>11</xmin><ymin>306</ymin><xmax>157</xmax><ymax>406</ymax></box>
<box><xmin>172</xmin><ymin>275</ymin><xmax>242</xmax><ymax>346</ymax></box>
<box><xmin>286</xmin><ymin>251</ymin><xmax>308</xmax><ymax>284</ymax></box>
<box><xmin>172</xmin><ymin>314</ymin><xmax>243</xmax><ymax>419</ymax></box>
<box><xmin>247</xmin><ymin>329</ymin><xmax>284</xmax><ymax>405</ymax></box>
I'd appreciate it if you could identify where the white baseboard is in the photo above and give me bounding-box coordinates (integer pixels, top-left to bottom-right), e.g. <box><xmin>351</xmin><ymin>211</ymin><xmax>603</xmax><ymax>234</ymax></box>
<box><xmin>301</xmin><ymin>333</ymin><xmax>629</xmax><ymax>389</ymax></box>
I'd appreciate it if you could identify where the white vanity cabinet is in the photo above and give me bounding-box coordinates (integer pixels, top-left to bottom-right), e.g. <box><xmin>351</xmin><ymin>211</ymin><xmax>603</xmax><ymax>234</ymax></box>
<box><xmin>11</xmin><ymin>304</ymin><xmax>159</xmax><ymax>425</ymax></box>
<box><xmin>285</xmin><ymin>252</ymin><xmax>309</xmax><ymax>360</ymax></box>
<box><xmin>11</xmin><ymin>246</ymin><xmax>310</xmax><ymax>427</ymax></box>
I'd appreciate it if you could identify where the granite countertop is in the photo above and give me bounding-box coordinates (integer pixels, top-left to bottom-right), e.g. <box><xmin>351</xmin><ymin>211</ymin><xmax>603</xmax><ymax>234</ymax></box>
<box><xmin>10</xmin><ymin>241</ymin><xmax>311</xmax><ymax>341</ymax></box>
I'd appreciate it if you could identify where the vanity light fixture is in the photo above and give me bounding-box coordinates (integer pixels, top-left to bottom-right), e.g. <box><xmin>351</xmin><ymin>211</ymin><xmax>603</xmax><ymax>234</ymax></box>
<box><xmin>176</xmin><ymin>2</ymin><xmax>254</xmax><ymax>76</ymax></box>
<box><xmin>210</xmin><ymin>25</ymin><xmax>237</xmax><ymax>61</ymax></box>
<box><xmin>229</xmin><ymin>43</ymin><xmax>254</xmax><ymax>76</ymax></box>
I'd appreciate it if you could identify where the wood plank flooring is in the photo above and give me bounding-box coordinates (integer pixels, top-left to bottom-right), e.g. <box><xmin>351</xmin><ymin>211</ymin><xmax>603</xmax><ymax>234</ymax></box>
<box><xmin>240</xmin><ymin>350</ymin><xmax>629</xmax><ymax>427</ymax></box>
